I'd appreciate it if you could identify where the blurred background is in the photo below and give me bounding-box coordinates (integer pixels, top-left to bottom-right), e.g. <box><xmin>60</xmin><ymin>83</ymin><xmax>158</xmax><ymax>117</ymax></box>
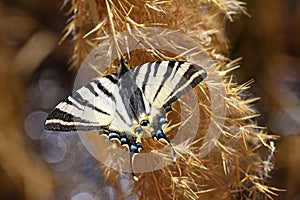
<box><xmin>0</xmin><ymin>0</ymin><xmax>299</xmax><ymax>199</ymax></box>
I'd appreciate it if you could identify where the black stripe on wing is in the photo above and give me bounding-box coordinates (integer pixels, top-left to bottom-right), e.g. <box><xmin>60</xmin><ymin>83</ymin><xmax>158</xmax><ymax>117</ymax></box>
<box><xmin>84</xmin><ymin>84</ymin><xmax>99</xmax><ymax>97</ymax></box>
<box><xmin>171</xmin><ymin>64</ymin><xmax>199</xmax><ymax>91</ymax></box>
<box><xmin>153</xmin><ymin>61</ymin><xmax>162</xmax><ymax>77</ymax></box>
<box><xmin>45</xmin><ymin>108</ymin><xmax>105</xmax><ymax>131</ymax></box>
<box><xmin>64</xmin><ymin>98</ymin><xmax>83</xmax><ymax>111</ymax></box>
<box><xmin>152</xmin><ymin>61</ymin><xmax>176</xmax><ymax>102</ymax></box>
<box><xmin>47</xmin><ymin>108</ymin><xmax>86</xmax><ymax>122</ymax></box>
<box><xmin>71</xmin><ymin>91</ymin><xmax>110</xmax><ymax>115</ymax></box>
<box><xmin>163</xmin><ymin>64</ymin><xmax>207</xmax><ymax>108</ymax></box>
<box><xmin>141</xmin><ymin>62</ymin><xmax>153</xmax><ymax>93</ymax></box>
<box><xmin>46</xmin><ymin>123</ymin><xmax>104</xmax><ymax>131</ymax></box>
<box><xmin>105</xmin><ymin>74</ymin><xmax>118</xmax><ymax>84</ymax></box>
<box><xmin>97</xmin><ymin>81</ymin><xmax>113</xmax><ymax>98</ymax></box>
<box><xmin>171</xmin><ymin>61</ymin><xmax>185</xmax><ymax>80</ymax></box>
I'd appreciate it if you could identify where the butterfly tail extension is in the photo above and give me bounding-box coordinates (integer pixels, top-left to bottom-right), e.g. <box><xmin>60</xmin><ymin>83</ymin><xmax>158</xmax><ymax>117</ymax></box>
<box><xmin>151</xmin><ymin>129</ymin><xmax>177</xmax><ymax>160</ymax></box>
<box><xmin>130</xmin><ymin>151</ymin><xmax>138</xmax><ymax>181</ymax></box>
<box><xmin>129</xmin><ymin>142</ymin><xmax>143</xmax><ymax>181</ymax></box>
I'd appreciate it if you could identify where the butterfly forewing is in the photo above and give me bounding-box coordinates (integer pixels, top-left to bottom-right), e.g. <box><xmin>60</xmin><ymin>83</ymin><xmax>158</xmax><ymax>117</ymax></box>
<box><xmin>133</xmin><ymin>61</ymin><xmax>207</xmax><ymax>109</ymax></box>
<box><xmin>45</xmin><ymin>75</ymin><xmax>118</xmax><ymax>131</ymax></box>
<box><xmin>45</xmin><ymin>60</ymin><xmax>207</xmax><ymax>132</ymax></box>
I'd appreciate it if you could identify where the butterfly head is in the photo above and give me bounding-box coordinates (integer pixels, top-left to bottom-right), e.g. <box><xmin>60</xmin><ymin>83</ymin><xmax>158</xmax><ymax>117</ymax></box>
<box><xmin>117</xmin><ymin>58</ymin><xmax>131</xmax><ymax>77</ymax></box>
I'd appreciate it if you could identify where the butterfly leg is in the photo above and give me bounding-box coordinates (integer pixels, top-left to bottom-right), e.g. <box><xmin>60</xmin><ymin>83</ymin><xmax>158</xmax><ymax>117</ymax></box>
<box><xmin>129</xmin><ymin>142</ymin><xmax>143</xmax><ymax>181</ymax></box>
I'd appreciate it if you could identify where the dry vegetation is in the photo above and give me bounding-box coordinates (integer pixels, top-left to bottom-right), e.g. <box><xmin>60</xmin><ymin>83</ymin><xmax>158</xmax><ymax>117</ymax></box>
<box><xmin>60</xmin><ymin>0</ymin><xmax>278</xmax><ymax>199</ymax></box>
<box><xmin>1</xmin><ymin>0</ymin><xmax>291</xmax><ymax>199</ymax></box>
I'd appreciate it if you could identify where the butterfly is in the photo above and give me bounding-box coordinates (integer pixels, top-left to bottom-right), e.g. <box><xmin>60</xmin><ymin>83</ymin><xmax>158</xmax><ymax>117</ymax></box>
<box><xmin>44</xmin><ymin>59</ymin><xmax>207</xmax><ymax>180</ymax></box>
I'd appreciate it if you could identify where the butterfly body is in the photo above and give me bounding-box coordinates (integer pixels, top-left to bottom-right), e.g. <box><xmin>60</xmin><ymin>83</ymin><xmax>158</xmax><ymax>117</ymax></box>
<box><xmin>45</xmin><ymin>59</ymin><xmax>207</xmax><ymax>180</ymax></box>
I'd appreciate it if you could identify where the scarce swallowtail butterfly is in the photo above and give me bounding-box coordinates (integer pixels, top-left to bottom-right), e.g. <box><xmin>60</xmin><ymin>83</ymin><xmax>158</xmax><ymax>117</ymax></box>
<box><xmin>45</xmin><ymin>59</ymin><xmax>207</xmax><ymax>181</ymax></box>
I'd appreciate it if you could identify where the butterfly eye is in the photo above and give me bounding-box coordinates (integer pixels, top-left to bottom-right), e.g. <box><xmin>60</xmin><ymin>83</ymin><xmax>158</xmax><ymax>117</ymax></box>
<box><xmin>140</xmin><ymin>120</ymin><xmax>149</xmax><ymax>126</ymax></box>
<box><xmin>135</xmin><ymin>127</ymin><xmax>142</xmax><ymax>134</ymax></box>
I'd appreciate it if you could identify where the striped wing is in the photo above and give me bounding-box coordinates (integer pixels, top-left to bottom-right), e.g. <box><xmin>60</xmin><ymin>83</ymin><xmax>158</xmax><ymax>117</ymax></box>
<box><xmin>45</xmin><ymin>60</ymin><xmax>207</xmax><ymax>132</ymax></box>
<box><xmin>132</xmin><ymin>61</ymin><xmax>207</xmax><ymax>109</ymax></box>
<box><xmin>45</xmin><ymin>75</ymin><xmax>118</xmax><ymax>131</ymax></box>
<box><xmin>106</xmin><ymin>69</ymin><xmax>151</xmax><ymax>134</ymax></box>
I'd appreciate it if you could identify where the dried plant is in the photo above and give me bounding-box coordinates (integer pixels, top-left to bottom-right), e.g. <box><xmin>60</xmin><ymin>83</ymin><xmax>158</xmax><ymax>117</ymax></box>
<box><xmin>61</xmin><ymin>0</ymin><xmax>279</xmax><ymax>199</ymax></box>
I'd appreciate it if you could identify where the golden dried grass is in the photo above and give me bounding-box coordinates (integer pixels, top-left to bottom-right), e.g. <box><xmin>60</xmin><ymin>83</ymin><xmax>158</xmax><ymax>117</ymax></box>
<box><xmin>61</xmin><ymin>0</ymin><xmax>279</xmax><ymax>199</ymax></box>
